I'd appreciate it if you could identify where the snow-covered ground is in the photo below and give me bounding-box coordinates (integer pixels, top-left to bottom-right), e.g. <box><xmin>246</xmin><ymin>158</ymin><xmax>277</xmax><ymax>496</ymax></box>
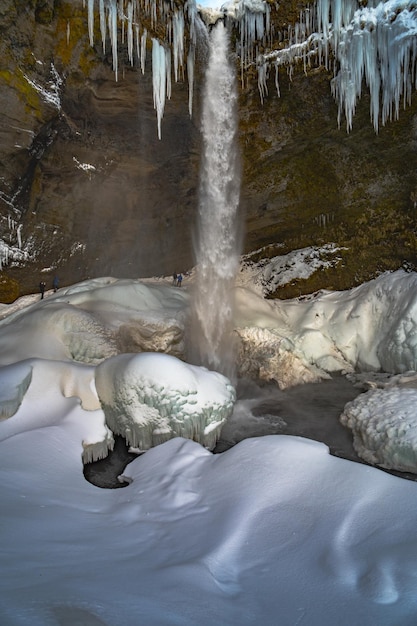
<box><xmin>238</xmin><ymin>243</ymin><xmax>345</xmax><ymax>296</ymax></box>
<box><xmin>1</xmin><ymin>260</ymin><xmax>417</xmax><ymax>624</ymax></box>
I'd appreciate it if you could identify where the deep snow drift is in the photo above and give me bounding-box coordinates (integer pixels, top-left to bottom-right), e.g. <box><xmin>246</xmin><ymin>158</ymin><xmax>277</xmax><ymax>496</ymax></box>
<box><xmin>1</xmin><ymin>265</ymin><xmax>417</xmax><ymax>624</ymax></box>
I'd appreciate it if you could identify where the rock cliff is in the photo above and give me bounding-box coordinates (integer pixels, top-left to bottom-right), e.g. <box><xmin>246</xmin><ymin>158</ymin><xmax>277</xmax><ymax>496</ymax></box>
<box><xmin>1</xmin><ymin>0</ymin><xmax>417</xmax><ymax>302</ymax></box>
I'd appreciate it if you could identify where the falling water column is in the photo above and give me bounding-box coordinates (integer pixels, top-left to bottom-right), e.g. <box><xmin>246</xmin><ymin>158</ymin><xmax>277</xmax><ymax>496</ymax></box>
<box><xmin>188</xmin><ymin>20</ymin><xmax>242</xmax><ymax>380</ymax></box>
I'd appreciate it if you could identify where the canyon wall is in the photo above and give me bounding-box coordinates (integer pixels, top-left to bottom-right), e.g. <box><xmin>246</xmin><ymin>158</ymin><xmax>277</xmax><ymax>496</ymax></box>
<box><xmin>1</xmin><ymin>0</ymin><xmax>417</xmax><ymax>301</ymax></box>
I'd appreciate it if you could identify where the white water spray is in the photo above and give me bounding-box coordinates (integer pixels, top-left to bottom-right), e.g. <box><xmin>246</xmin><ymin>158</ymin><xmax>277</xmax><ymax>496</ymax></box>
<box><xmin>189</xmin><ymin>21</ymin><xmax>242</xmax><ymax>380</ymax></box>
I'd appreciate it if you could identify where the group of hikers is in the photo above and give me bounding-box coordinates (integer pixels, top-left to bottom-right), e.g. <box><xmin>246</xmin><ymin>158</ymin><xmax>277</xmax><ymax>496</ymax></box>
<box><xmin>39</xmin><ymin>276</ymin><xmax>59</xmax><ymax>299</ymax></box>
<box><xmin>172</xmin><ymin>272</ymin><xmax>183</xmax><ymax>287</ymax></box>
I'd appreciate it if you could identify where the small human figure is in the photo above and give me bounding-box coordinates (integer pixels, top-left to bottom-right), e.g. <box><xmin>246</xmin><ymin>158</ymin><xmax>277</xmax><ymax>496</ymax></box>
<box><xmin>53</xmin><ymin>276</ymin><xmax>59</xmax><ymax>292</ymax></box>
<box><xmin>177</xmin><ymin>273</ymin><xmax>183</xmax><ymax>287</ymax></box>
<box><xmin>39</xmin><ymin>281</ymin><xmax>46</xmax><ymax>299</ymax></box>
<box><xmin>173</xmin><ymin>272</ymin><xmax>177</xmax><ymax>285</ymax></box>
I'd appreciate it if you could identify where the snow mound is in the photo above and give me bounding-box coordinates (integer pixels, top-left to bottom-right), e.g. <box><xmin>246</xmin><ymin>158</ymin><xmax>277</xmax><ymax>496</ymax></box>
<box><xmin>0</xmin><ymin>358</ymin><xmax>113</xmax><ymax>464</ymax></box>
<box><xmin>341</xmin><ymin>386</ymin><xmax>417</xmax><ymax>473</ymax></box>
<box><xmin>95</xmin><ymin>352</ymin><xmax>236</xmax><ymax>451</ymax></box>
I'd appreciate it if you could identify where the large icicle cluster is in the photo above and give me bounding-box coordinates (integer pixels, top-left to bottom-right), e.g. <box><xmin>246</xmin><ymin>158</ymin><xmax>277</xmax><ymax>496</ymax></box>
<box><xmin>84</xmin><ymin>0</ymin><xmax>200</xmax><ymax>138</ymax></box>
<box><xmin>257</xmin><ymin>0</ymin><xmax>417</xmax><ymax>131</ymax></box>
<box><xmin>222</xmin><ymin>0</ymin><xmax>271</xmax><ymax>83</ymax></box>
<box><xmin>332</xmin><ymin>0</ymin><xmax>417</xmax><ymax>131</ymax></box>
<box><xmin>83</xmin><ymin>0</ymin><xmax>417</xmax><ymax>134</ymax></box>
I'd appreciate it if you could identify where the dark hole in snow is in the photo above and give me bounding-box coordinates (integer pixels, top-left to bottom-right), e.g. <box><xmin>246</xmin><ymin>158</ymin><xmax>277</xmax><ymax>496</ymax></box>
<box><xmin>83</xmin><ymin>436</ymin><xmax>140</xmax><ymax>489</ymax></box>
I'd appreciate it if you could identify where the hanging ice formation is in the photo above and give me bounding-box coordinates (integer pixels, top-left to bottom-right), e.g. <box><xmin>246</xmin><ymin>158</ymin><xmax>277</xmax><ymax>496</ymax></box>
<box><xmin>83</xmin><ymin>0</ymin><xmax>417</xmax><ymax>135</ymax></box>
<box><xmin>256</xmin><ymin>0</ymin><xmax>417</xmax><ymax>132</ymax></box>
<box><xmin>84</xmin><ymin>0</ymin><xmax>200</xmax><ymax>139</ymax></box>
<box><xmin>188</xmin><ymin>20</ymin><xmax>241</xmax><ymax>380</ymax></box>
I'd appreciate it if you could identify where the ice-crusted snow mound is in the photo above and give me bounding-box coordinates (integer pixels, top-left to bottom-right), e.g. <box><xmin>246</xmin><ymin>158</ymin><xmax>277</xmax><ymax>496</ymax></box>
<box><xmin>341</xmin><ymin>374</ymin><xmax>417</xmax><ymax>473</ymax></box>
<box><xmin>0</xmin><ymin>277</ymin><xmax>188</xmax><ymax>366</ymax></box>
<box><xmin>234</xmin><ymin>269</ymin><xmax>417</xmax><ymax>386</ymax></box>
<box><xmin>2</xmin><ymin>269</ymin><xmax>417</xmax><ymax>389</ymax></box>
<box><xmin>95</xmin><ymin>352</ymin><xmax>236</xmax><ymax>451</ymax></box>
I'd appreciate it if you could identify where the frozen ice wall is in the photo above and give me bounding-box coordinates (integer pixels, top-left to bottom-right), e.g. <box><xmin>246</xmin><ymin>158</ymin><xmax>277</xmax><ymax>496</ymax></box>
<box><xmin>188</xmin><ymin>21</ymin><xmax>242</xmax><ymax>379</ymax></box>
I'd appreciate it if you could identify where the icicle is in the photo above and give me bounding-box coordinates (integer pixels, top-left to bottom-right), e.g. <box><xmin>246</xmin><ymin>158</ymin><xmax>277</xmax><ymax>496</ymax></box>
<box><xmin>108</xmin><ymin>0</ymin><xmax>118</xmax><ymax>81</ymax></box>
<box><xmin>127</xmin><ymin>2</ymin><xmax>134</xmax><ymax>66</ymax></box>
<box><xmin>152</xmin><ymin>38</ymin><xmax>167</xmax><ymax>140</ymax></box>
<box><xmin>187</xmin><ymin>45</ymin><xmax>194</xmax><ymax>118</ymax></box>
<box><xmin>17</xmin><ymin>224</ymin><xmax>22</xmax><ymax>250</ymax></box>
<box><xmin>172</xmin><ymin>9</ymin><xmax>184</xmax><ymax>83</ymax></box>
<box><xmin>140</xmin><ymin>28</ymin><xmax>147</xmax><ymax>74</ymax></box>
<box><xmin>274</xmin><ymin>63</ymin><xmax>280</xmax><ymax>97</ymax></box>
<box><xmin>165</xmin><ymin>45</ymin><xmax>172</xmax><ymax>102</ymax></box>
<box><xmin>120</xmin><ymin>6</ymin><xmax>125</xmax><ymax>46</ymax></box>
<box><xmin>79</xmin><ymin>0</ymin><xmax>417</xmax><ymax>137</ymax></box>
<box><xmin>99</xmin><ymin>0</ymin><xmax>106</xmax><ymax>53</ymax></box>
<box><xmin>257</xmin><ymin>60</ymin><xmax>268</xmax><ymax>103</ymax></box>
<box><xmin>135</xmin><ymin>24</ymin><xmax>140</xmax><ymax>63</ymax></box>
<box><xmin>88</xmin><ymin>0</ymin><xmax>95</xmax><ymax>47</ymax></box>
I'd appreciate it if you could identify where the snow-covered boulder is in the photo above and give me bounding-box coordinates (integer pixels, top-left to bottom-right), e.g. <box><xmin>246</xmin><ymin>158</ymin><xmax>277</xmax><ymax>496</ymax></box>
<box><xmin>95</xmin><ymin>352</ymin><xmax>236</xmax><ymax>451</ymax></box>
<box><xmin>341</xmin><ymin>385</ymin><xmax>417</xmax><ymax>473</ymax></box>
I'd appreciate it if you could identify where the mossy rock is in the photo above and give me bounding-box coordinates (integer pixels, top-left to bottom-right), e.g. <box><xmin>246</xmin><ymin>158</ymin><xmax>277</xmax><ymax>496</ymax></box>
<box><xmin>0</xmin><ymin>275</ymin><xmax>20</xmax><ymax>304</ymax></box>
<box><xmin>35</xmin><ymin>0</ymin><xmax>54</xmax><ymax>24</ymax></box>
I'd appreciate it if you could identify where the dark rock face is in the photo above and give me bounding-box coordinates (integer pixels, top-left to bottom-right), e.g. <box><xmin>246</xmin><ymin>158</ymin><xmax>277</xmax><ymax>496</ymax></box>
<box><xmin>1</xmin><ymin>0</ymin><xmax>417</xmax><ymax>301</ymax></box>
<box><xmin>240</xmin><ymin>66</ymin><xmax>417</xmax><ymax>295</ymax></box>
<box><xmin>0</xmin><ymin>1</ymin><xmax>202</xmax><ymax>298</ymax></box>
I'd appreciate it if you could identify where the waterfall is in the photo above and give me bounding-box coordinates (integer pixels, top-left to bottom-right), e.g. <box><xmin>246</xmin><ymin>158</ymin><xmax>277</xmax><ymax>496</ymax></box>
<box><xmin>188</xmin><ymin>20</ymin><xmax>242</xmax><ymax>381</ymax></box>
